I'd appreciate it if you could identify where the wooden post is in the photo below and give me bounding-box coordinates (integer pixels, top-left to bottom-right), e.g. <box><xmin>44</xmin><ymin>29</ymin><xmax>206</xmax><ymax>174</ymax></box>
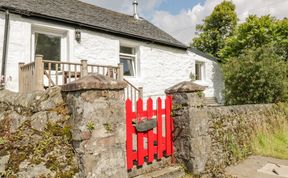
<box><xmin>118</xmin><ymin>63</ymin><xmax>124</xmax><ymax>81</ymax></box>
<box><xmin>34</xmin><ymin>55</ymin><xmax>44</xmax><ymax>91</ymax></box>
<box><xmin>138</xmin><ymin>87</ymin><xmax>143</xmax><ymax>99</ymax></box>
<box><xmin>81</xmin><ymin>60</ymin><xmax>88</xmax><ymax>77</ymax></box>
<box><xmin>18</xmin><ymin>62</ymin><xmax>24</xmax><ymax>93</ymax></box>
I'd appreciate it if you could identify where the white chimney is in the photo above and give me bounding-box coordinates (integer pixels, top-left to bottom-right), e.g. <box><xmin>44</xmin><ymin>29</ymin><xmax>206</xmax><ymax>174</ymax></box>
<box><xmin>133</xmin><ymin>0</ymin><xmax>139</xmax><ymax>20</ymax></box>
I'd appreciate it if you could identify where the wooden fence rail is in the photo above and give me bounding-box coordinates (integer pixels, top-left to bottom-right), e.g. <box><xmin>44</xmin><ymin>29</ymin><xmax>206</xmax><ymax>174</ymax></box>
<box><xmin>18</xmin><ymin>55</ymin><xmax>124</xmax><ymax>93</ymax></box>
<box><xmin>43</xmin><ymin>60</ymin><xmax>85</xmax><ymax>88</ymax></box>
<box><xmin>124</xmin><ymin>78</ymin><xmax>143</xmax><ymax>110</ymax></box>
<box><xmin>19</xmin><ymin>55</ymin><xmax>44</xmax><ymax>93</ymax></box>
<box><xmin>19</xmin><ymin>55</ymin><xmax>143</xmax><ymax>107</ymax></box>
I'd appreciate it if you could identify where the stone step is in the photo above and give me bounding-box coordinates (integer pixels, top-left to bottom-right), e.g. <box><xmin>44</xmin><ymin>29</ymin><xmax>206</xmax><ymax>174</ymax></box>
<box><xmin>205</xmin><ymin>97</ymin><xmax>217</xmax><ymax>103</ymax></box>
<box><xmin>134</xmin><ymin>166</ymin><xmax>185</xmax><ymax>178</ymax></box>
<box><xmin>205</xmin><ymin>97</ymin><xmax>221</xmax><ymax>106</ymax></box>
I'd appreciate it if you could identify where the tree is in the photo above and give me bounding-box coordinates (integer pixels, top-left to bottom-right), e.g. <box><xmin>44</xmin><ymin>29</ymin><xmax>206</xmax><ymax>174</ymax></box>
<box><xmin>274</xmin><ymin>18</ymin><xmax>288</xmax><ymax>60</ymax></box>
<box><xmin>222</xmin><ymin>45</ymin><xmax>288</xmax><ymax>105</ymax></box>
<box><xmin>191</xmin><ymin>1</ymin><xmax>237</xmax><ymax>58</ymax></box>
<box><xmin>219</xmin><ymin>15</ymin><xmax>288</xmax><ymax>61</ymax></box>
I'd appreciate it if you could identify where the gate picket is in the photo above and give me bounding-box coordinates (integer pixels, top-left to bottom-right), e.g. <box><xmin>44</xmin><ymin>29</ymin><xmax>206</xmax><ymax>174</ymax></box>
<box><xmin>126</xmin><ymin>96</ymin><xmax>173</xmax><ymax>170</ymax></box>
<box><xmin>126</xmin><ymin>99</ymin><xmax>133</xmax><ymax>170</ymax></box>
<box><xmin>137</xmin><ymin>99</ymin><xmax>145</xmax><ymax>166</ymax></box>
<box><xmin>157</xmin><ymin>97</ymin><xmax>163</xmax><ymax>159</ymax></box>
<box><xmin>147</xmin><ymin>98</ymin><xmax>154</xmax><ymax>163</ymax></box>
<box><xmin>165</xmin><ymin>96</ymin><xmax>172</xmax><ymax>156</ymax></box>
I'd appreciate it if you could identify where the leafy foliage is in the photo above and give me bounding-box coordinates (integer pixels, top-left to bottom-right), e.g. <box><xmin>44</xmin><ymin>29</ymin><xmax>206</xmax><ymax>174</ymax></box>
<box><xmin>191</xmin><ymin>1</ymin><xmax>237</xmax><ymax>58</ymax></box>
<box><xmin>223</xmin><ymin>45</ymin><xmax>288</xmax><ymax>105</ymax></box>
<box><xmin>274</xmin><ymin>18</ymin><xmax>288</xmax><ymax>60</ymax></box>
<box><xmin>220</xmin><ymin>15</ymin><xmax>288</xmax><ymax>61</ymax></box>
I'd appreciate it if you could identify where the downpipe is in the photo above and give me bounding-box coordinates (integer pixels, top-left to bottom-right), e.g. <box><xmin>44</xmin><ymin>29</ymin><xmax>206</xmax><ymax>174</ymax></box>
<box><xmin>1</xmin><ymin>10</ymin><xmax>9</xmax><ymax>86</ymax></box>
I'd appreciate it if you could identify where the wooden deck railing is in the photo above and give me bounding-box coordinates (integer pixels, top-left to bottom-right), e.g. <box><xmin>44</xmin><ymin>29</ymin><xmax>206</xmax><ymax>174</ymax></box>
<box><xmin>19</xmin><ymin>55</ymin><xmax>143</xmax><ymax>103</ymax></box>
<box><xmin>19</xmin><ymin>55</ymin><xmax>45</xmax><ymax>93</ymax></box>
<box><xmin>19</xmin><ymin>55</ymin><xmax>123</xmax><ymax>93</ymax></box>
<box><xmin>87</xmin><ymin>64</ymin><xmax>120</xmax><ymax>80</ymax></box>
<box><xmin>42</xmin><ymin>60</ymin><xmax>81</xmax><ymax>88</ymax></box>
<box><xmin>124</xmin><ymin>79</ymin><xmax>143</xmax><ymax>108</ymax></box>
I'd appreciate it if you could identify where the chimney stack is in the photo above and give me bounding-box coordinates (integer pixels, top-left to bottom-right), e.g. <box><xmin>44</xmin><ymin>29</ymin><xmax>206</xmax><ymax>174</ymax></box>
<box><xmin>133</xmin><ymin>0</ymin><xmax>139</xmax><ymax>20</ymax></box>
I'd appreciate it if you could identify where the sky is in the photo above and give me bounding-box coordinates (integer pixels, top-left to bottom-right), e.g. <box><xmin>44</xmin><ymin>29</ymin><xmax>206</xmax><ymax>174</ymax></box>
<box><xmin>81</xmin><ymin>0</ymin><xmax>288</xmax><ymax>45</ymax></box>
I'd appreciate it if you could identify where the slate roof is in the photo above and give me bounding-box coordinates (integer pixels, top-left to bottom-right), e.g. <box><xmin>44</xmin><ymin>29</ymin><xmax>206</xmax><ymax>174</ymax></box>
<box><xmin>188</xmin><ymin>48</ymin><xmax>220</xmax><ymax>62</ymax></box>
<box><xmin>0</xmin><ymin>0</ymin><xmax>187</xmax><ymax>49</ymax></box>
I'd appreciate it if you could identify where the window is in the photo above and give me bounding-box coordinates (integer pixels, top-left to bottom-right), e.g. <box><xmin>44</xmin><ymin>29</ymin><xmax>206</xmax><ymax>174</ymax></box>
<box><xmin>35</xmin><ymin>33</ymin><xmax>61</xmax><ymax>70</ymax></box>
<box><xmin>35</xmin><ymin>33</ymin><xmax>61</xmax><ymax>62</ymax></box>
<box><xmin>195</xmin><ymin>61</ymin><xmax>205</xmax><ymax>81</ymax></box>
<box><xmin>120</xmin><ymin>46</ymin><xmax>137</xmax><ymax>76</ymax></box>
<box><xmin>31</xmin><ymin>26</ymin><xmax>68</xmax><ymax>70</ymax></box>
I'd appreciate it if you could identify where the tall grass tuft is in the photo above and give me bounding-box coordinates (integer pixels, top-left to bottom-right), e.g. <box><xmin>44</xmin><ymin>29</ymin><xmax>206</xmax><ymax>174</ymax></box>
<box><xmin>251</xmin><ymin>104</ymin><xmax>288</xmax><ymax>159</ymax></box>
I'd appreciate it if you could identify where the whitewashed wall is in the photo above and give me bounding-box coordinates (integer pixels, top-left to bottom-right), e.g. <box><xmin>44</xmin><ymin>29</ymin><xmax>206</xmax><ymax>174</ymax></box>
<box><xmin>125</xmin><ymin>45</ymin><xmax>224</xmax><ymax>103</ymax></box>
<box><xmin>189</xmin><ymin>51</ymin><xmax>224</xmax><ymax>103</ymax></box>
<box><xmin>0</xmin><ymin>13</ymin><xmax>224</xmax><ymax>103</ymax></box>
<box><xmin>74</xmin><ymin>30</ymin><xmax>119</xmax><ymax>66</ymax></box>
<box><xmin>0</xmin><ymin>14</ymin><xmax>31</xmax><ymax>90</ymax></box>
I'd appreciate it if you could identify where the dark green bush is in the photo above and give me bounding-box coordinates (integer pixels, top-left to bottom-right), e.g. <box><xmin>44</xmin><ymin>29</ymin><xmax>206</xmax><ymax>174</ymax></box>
<box><xmin>223</xmin><ymin>45</ymin><xmax>288</xmax><ymax>105</ymax></box>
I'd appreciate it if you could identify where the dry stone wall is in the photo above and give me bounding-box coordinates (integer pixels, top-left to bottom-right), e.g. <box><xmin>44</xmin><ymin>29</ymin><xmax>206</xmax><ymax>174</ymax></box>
<box><xmin>0</xmin><ymin>74</ymin><xmax>129</xmax><ymax>178</ymax></box>
<box><xmin>205</xmin><ymin>104</ymin><xmax>287</xmax><ymax>177</ymax></box>
<box><xmin>166</xmin><ymin>81</ymin><xmax>288</xmax><ymax>177</ymax></box>
<box><xmin>0</xmin><ymin>87</ymin><xmax>79</xmax><ymax>177</ymax></box>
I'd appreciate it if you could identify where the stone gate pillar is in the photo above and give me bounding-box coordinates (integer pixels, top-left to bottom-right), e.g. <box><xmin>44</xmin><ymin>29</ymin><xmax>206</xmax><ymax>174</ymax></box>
<box><xmin>62</xmin><ymin>74</ymin><xmax>128</xmax><ymax>178</ymax></box>
<box><xmin>165</xmin><ymin>81</ymin><xmax>211</xmax><ymax>175</ymax></box>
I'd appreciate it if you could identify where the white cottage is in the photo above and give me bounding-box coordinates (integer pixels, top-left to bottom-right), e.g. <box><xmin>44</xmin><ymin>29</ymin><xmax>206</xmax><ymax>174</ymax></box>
<box><xmin>0</xmin><ymin>0</ymin><xmax>224</xmax><ymax>104</ymax></box>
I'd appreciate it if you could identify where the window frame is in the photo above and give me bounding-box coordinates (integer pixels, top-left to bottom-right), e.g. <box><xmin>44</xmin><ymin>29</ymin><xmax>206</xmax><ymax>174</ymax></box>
<box><xmin>195</xmin><ymin>61</ymin><xmax>206</xmax><ymax>81</ymax></box>
<box><xmin>31</xmin><ymin>25</ymin><xmax>68</xmax><ymax>63</ymax></box>
<box><xmin>119</xmin><ymin>45</ymin><xmax>138</xmax><ymax>77</ymax></box>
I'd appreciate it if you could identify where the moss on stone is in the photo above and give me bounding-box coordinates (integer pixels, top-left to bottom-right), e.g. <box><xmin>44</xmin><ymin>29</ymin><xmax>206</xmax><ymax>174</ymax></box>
<box><xmin>2</xmin><ymin>120</ymin><xmax>32</xmax><ymax>174</ymax></box>
<box><xmin>50</xmin><ymin>104</ymin><xmax>70</xmax><ymax>116</ymax></box>
<box><xmin>0</xmin><ymin>107</ymin><xmax>78</xmax><ymax>177</ymax></box>
<box><xmin>46</xmin><ymin>122</ymin><xmax>72</xmax><ymax>141</ymax></box>
<box><xmin>0</xmin><ymin>114</ymin><xmax>10</xmax><ymax>137</ymax></box>
<box><xmin>103</xmin><ymin>122</ymin><xmax>113</xmax><ymax>133</ymax></box>
<box><xmin>171</xmin><ymin>103</ymin><xmax>184</xmax><ymax>117</ymax></box>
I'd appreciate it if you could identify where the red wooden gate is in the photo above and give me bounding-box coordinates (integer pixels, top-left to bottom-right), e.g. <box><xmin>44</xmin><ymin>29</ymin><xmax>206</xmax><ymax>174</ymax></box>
<box><xmin>126</xmin><ymin>96</ymin><xmax>174</xmax><ymax>170</ymax></box>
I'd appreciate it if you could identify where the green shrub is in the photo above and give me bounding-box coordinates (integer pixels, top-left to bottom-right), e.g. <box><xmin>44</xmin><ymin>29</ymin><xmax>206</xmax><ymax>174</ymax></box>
<box><xmin>223</xmin><ymin>45</ymin><xmax>288</xmax><ymax>105</ymax></box>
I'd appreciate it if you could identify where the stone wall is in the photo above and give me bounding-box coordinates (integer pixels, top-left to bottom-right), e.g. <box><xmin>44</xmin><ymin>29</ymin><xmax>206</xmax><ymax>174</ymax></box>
<box><xmin>166</xmin><ymin>81</ymin><xmax>211</xmax><ymax>175</ymax></box>
<box><xmin>0</xmin><ymin>87</ymin><xmax>79</xmax><ymax>177</ymax></box>
<box><xmin>166</xmin><ymin>81</ymin><xmax>288</xmax><ymax>177</ymax></box>
<box><xmin>62</xmin><ymin>74</ymin><xmax>128</xmax><ymax>178</ymax></box>
<box><xmin>205</xmin><ymin>104</ymin><xmax>287</xmax><ymax>176</ymax></box>
<box><xmin>0</xmin><ymin>74</ymin><xmax>129</xmax><ymax>178</ymax></box>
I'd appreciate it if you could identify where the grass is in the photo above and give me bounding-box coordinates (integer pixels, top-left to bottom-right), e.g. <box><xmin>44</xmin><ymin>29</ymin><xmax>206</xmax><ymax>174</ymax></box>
<box><xmin>0</xmin><ymin>137</ymin><xmax>6</xmax><ymax>145</ymax></box>
<box><xmin>251</xmin><ymin>124</ymin><xmax>288</xmax><ymax>160</ymax></box>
